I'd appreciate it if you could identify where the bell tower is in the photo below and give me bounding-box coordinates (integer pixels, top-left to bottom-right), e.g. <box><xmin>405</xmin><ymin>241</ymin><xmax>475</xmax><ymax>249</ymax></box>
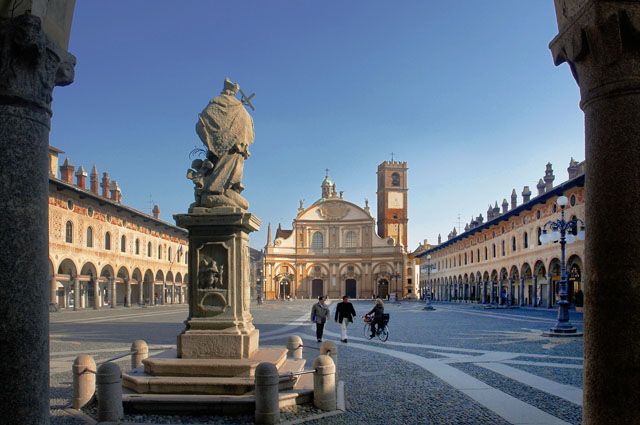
<box><xmin>377</xmin><ymin>158</ymin><xmax>408</xmax><ymax>249</ymax></box>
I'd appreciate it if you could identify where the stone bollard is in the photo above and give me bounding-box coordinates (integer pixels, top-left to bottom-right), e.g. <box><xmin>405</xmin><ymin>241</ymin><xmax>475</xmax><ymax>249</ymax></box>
<box><xmin>313</xmin><ymin>355</ymin><xmax>336</xmax><ymax>411</ymax></box>
<box><xmin>286</xmin><ymin>335</ymin><xmax>303</xmax><ymax>359</ymax></box>
<box><xmin>320</xmin><ymin>340</ymin><xmax>338</xmax><ymax>369</ymax></box>
<box><xmin>72</xmin><ymin>355</ymin><xmax>96</xmax><ymax>409</ymax></box>
<box><xmin>254</xmin><ymin>362</ymin><xmax>280</xmax><ymax>424</ymax></box>
<box><xmin>131</xmin><ymin>340</ymin><xmax>148</xmax><ymax>370</ymax></box>
<box><xmin>96</xmin><ymin>362</ymin><xmax>124</xmax><ymax>422</ymax></box>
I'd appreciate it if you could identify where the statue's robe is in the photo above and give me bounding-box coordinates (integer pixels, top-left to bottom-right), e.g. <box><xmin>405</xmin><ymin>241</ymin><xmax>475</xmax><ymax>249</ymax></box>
<box><xmin>196</xmin><ymin>93</ymin><xmax>254</xmax><ymax>197</ymax></box>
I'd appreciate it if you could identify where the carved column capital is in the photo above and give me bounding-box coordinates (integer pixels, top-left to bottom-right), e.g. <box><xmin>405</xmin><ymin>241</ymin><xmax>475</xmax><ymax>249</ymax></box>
<box><xmin>0</xmin><ymin>14</ymin><xmax>76</xmax><ymax>125</ymax></box>
<box><xmin>550</xmin><ymin>2</ymin><xmax>640</xmax><ymax>109</ymax></box>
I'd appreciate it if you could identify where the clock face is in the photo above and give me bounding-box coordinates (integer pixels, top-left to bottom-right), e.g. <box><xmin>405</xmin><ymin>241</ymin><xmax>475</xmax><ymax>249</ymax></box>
<box><xmin>388</xmin><ymin>192</ymin><xmax>403</xmax><ymax>209</ymax></box>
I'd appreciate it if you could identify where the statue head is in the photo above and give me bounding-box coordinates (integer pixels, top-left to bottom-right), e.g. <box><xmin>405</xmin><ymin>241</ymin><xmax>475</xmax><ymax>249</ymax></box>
<box><xmin>222</xmin><ymin>78</ymin><xmax>239</xmax><ymax>96</ymax></box>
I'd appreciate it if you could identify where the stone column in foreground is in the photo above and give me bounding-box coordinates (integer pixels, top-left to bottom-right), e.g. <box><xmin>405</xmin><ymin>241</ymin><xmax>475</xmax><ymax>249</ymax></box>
<box><xmin>550</xmin><ymin>2</ymin><xmax>640</xmax><ymax>423</ymax></box>
<box><xmin>0</xmin><ymin>9</ymin><xmax>75</xmax><ymax>424</ymax></box>
<box><xmin>175</xmin><ymin>209</ymin><xmax>261</xmax><ymax>358</ymax></box>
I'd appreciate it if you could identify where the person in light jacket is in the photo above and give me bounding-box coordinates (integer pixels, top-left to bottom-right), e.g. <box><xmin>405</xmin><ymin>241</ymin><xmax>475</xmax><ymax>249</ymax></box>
<box><xmin>311</xmin><ymin>296</ymin><xmax>330</xmax><ymax>342</ymax></box>
<box><xmin>334</xmin><ymin>296</ymin><xmax>357</xmax><ymax>343</ymax></box>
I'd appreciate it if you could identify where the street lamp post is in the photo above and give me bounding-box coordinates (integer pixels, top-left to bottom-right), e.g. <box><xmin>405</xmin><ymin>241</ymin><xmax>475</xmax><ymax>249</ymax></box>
<box><xmin>423</xmin><ymin>254</ymin><xmax>435</xmax><ymax>311</ymax></box>
<box><xmin>391</xmin><ymin>272</ymin><xmax>401</xmax><ymax>304</ymax></box>
<box><xmin>539</xmin><ymin>195</ymin><xmax>585</xmax><ymax>336</ymax></box>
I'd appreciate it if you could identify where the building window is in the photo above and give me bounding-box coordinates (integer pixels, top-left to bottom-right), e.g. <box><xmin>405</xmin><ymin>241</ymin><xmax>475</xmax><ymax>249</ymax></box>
<box><xmin>67</xmin><ymin>200</ymin><xmax>74</xmax><ymax>210</ymax></box>
<box><xmin>501</xmin><ymin>226</ymin><xmax>505</xmax><ymax>234</ymax></box>
<box><xmin>570</xmin><ymin>194</ymin><xmax>576</xmax><ymax>206</ymax></box>
<box><xmin>65</xmin><ymin>221</ymin><xmax>73</xmax><ymax>243</ymax></box>
<box><xmin>523</xmin><ymin>216</ymin><xmax>527</xmax><ymax>224</ymax></box>
<box><xmin>512</xmin><ymin>222</ymin><xmax>515</xmax><ymax>230</ymax></box>
<box><xmin>345</xmin><ymin>231</ymin><xmax>356</xmax><ymax>248</ymax></box>
<box><xmin>464</xmin><ymin>253</ymin><xmax>467</xmax><ymax>265</ymax></box>
<box><xmin>536</xmin><ymin>210</ymin><xmax>541</xmax><ymax>219</ymax></box>
<box><xmin>485</xmin><ymin>246</ymin><xmax>488</xmax><ymax>260</ymax></box>
<box><xmin>501</xmin><ymin>240</ymin><xmax>505</xmax><ymax>256</ymax></box>
<box><xmin>87</xmin><ymin>207</ymin><xmax>94</xmax><ymax>217</ymax></box>
<box><xmin>158</xmin><ymin>245</ymin><xmax>162</xmax><ymax>259</ymax></box>
<box><xmin>135</xmin><ymin>239</ymin><xmax>140</xmax><ymax>255</ymax></box>
<box><xmin>492</xmin><ymin>244</ymin><xmax>496</xmax><ymax>258</ymax></box>
<box><xmin>121</xmin><ymin>235</ymin><xmax>126</xmax><ymax>252</ymax></box>
<box><xmin>168</xmin><ymin>247</ymin><xmax>172</xmax><ymax>262</ymax></box>
<box><xmin>312</xmin><ymin>232</ymin><xmax>323</xmax><ymax>249</ymax></box>
<box><xmin>185</xmin><ymin>251</ymin><xmax>188</xmax><ymax>264</ymax></box>
<box><xmin>524</xmin><ymin>232</ymin><xmax>529</xmax><ymax>249</ymax></box>
<box><xmin>86</xmin><ymin>226</ymin><xmax>93</xmax><ymax>248</ymax></box>
<box><xmin>537</xmin><ymin>227</ymin><xmax>542</xmax><ymax>245</ymax></box>
<box><xmin>105</xmin><ymin>232</ymin><xmax>111</xmax><ymax>250</ymax></box>
<box><xmin>147</xmin><ymin>242</ymin><xmax>151</xmax><ymax>257</ymax></box>
<box><xmin>512</xmin><ymin>236</ymin><xmax>516</xmax><ymax>252</ymax></box>
<box><xmin>391</xmin><ymin>173</ymin><xmax>400</xmax><ymax>186</ymax></box>
<box><xmin>553</xmin><ymin>204</ymin><xmax>557</xmax><ymax>213</ymax></box>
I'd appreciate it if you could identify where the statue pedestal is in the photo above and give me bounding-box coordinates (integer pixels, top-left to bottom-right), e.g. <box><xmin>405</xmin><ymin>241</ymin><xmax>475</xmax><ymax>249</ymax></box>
<box><xmin>174</xmin><ymin>208</ymin><xmax>261</xmax><ymax>359</ymax></box>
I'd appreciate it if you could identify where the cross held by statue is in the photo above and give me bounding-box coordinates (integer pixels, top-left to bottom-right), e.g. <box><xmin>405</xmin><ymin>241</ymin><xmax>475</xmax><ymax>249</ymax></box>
<box><xmin>239</xmin><ymin>89</ymin><xmax>255</xmax><ymax>111</ymax></box>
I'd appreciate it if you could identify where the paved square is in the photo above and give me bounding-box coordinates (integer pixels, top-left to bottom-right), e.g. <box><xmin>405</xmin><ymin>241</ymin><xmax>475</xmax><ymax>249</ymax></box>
<box><xmin>50</xmin><ymin>300</ymin><xmax>582</xmax><ymax>424</ymax></box>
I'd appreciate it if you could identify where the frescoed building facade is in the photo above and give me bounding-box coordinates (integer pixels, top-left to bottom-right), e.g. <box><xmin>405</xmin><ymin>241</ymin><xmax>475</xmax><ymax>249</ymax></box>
<box><xmin>416</xmin><ymin>160</ymin><xmax>585</xmax><ymax>308</ymax></box>
<box><xmin>48</xmin><ymin>146</ymin><xmax>189</xmax><ymax>310</ymax></box>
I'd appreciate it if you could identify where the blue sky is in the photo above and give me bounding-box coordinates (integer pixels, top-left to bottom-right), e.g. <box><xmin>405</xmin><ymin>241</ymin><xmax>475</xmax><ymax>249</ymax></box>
<box><xmin>50</xmin><ymin>1</ymin><xmax>584</xmax><ymax>250</ymax></box>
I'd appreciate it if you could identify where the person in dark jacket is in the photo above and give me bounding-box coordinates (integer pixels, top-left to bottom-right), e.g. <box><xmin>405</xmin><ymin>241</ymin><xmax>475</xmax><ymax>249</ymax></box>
<box><xmin>334</xmin><ymin>296</ymin><xmax>357</xmax><ymax>343</ymax></box>
<box><xmin>310</xmin><ymin>296</ymin><xmax>330</xmax><ymax>342</ymax></box>
<box><xmin>367</xmin><ymin>298</ymin><xmax>385</xmax><ymax>338</ymax></box>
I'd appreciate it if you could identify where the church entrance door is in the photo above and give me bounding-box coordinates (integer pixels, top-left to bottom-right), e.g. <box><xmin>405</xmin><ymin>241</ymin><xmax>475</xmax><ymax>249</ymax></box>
<box><xmin>377</xmin><ymin>279</ymin><xmax>389</xmax><ymax>298</ymax></box>
<box><xmin>345</xmin><ymin>279</ymin><xmax>356</xmax><ymax>298</ymax></box>
<box><xmin>312</xmin><ymin>279</ymin><xmax>323</xmax><ymax>299</ymax></box>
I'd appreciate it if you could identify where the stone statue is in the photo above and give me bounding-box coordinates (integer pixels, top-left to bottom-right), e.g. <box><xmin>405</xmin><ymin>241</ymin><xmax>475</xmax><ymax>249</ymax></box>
<box><xmin>187</xmin><ymin>78</ymin><xmax>254</xmax><ymax>211</ymax></box>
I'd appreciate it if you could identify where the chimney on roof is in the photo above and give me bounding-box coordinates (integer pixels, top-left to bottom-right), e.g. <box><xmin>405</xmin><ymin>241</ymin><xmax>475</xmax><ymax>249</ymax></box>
<box><xmin>487</xmin><ymin>204</ymin><xmax>493</xmax><ymax>220</ymax></box>
<box><xmin>101</xmin><ymin>172</ymin><xmax>110</xmax><ymax>197</ymax></box>
<box><xmin>544</xmin><ymin>163</ymin><xmax>555</xmax><ymax>191</ymax></box>
<box><xmin>567</xmin><ymin>157</ymin><xmax>579</xmax><ymax>179</ymax></box>
<box><xmin>437</xmin><ymin>234</ymin><xmax>441</xmax><ymax>245</ymax></box>
<box><xmin>511</xmin><ymin>189</ymin><xmax>517</xmax><ymax>210</ymax></box>
<box><xmin>537</xmin><ymin>178</ymin><xmax>546</xmax><ymax>196</ymax></box>
<box><xmin>90</xmin><ymin>165</ymin><xmax>99</xmax><ymax>194</ymax></box>
<box><xmin>75</xmin><ymin>166</ymin><xmax>87</xmax><ymax>189</ymax></box>
<box><xmin>152</xmin><ymin>205</ymin><xmax>160</xmax><ymax>219</ymax></box>
<box><xmin>493</xmin><ymin>201</ymin><xmax>500</xmax><ymax>217</ymax></box>
<box><xmin>109</xmin><ymin>181</ymin><xmax>121</xmax><ymax>203</ymax></box>
<box><xmin>502</xmin><ymin>199</ymin><xmax>508</xmax><ymax>214</ymax></box>
<box><xmin>522</xmin><ymin>186</ymin><xmax>531</xmax><ymax>203</ymax></box>
<box><xmin>60</xmin><ymin>158</ymin><xmax>74</xmax><ymax>184</ymax></box>
<box><xmin>48</xmin><ymin>146</ymin><xmax>64</xmax><ymax>176</ymax></box>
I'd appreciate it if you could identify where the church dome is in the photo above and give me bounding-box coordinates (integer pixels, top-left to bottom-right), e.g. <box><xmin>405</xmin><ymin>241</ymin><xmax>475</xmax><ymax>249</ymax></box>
<box><xmin>321</xmin><ymin>176</ymin><xmax>332</xmax><ymax>187</ymax></box>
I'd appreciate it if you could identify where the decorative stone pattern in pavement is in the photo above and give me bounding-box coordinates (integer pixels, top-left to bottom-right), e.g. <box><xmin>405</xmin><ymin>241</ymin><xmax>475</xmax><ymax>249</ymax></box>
<box><xmin>511</xmin><ymin>363</ymin><xmax>583</xmax><ymax>389</ymax></box>
<box><xmin>454</xmin><ymin>363</ymin><xmax>581</xmax><ymax>425</ymax></box>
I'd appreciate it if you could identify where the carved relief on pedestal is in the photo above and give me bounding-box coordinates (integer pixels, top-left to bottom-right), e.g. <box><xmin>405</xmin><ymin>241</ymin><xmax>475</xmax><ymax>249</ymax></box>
<box><xmin>195</xmin><ymin>242</ymin><xmax>229</xmax><ymax>317</ymax></box>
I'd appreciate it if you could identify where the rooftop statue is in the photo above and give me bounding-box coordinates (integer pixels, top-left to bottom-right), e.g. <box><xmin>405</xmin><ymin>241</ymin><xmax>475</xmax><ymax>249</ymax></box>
<box><xmin>187</xmin><ymin>78</ymin><xmax>255</xmax><ymax>211</ymax></box>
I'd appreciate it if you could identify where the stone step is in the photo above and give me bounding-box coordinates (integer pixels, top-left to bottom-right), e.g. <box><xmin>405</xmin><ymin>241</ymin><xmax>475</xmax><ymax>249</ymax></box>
<box><xmin>142</xmin><ymin>347</ymin><xmax>287</xmax><ymax>377</ymax></box>
<box><xmin>123</xmin><ymin>357</ymin><xmax>307</xmax><ymax>396</ymax></box>
<box><xmin>121</xmin><ymin>366</ymin><xmax>314</xmax><ymax>414</ymax></box>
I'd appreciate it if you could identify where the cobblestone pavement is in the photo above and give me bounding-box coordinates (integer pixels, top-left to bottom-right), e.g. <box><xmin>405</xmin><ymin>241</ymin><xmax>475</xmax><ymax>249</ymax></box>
<box><xmin>50</xmin><ymin>300</ymin><xmax>583</xmax><ymax>424</ymax></box>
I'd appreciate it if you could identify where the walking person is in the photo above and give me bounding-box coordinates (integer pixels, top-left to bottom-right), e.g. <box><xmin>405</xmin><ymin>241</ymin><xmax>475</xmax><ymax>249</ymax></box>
<box><xmin>311</xmin><ymin>296</ymin><xmax>330</xmax><ymax>342</ymax></box>
<box><xmin>335</xmin><ymin>295</ymin><xmax>357</xmax><ymax>343</ymax></box>
<box><xmin>367</xmin><ymin>298</ymin><xmax>385</xmax><ymax>339</ymax></box>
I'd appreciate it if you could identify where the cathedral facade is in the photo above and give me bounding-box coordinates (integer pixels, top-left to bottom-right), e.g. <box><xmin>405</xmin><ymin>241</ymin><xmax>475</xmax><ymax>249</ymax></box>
<box><xmin>262</xmin><ymin>161</ymin><xmax>408</xmax><ymax>300</ymax></box>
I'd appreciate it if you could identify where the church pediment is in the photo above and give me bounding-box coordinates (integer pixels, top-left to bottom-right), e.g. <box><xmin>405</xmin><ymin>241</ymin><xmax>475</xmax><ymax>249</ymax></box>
<box><xmin>317</xmin><ymin>202</ymin><xmax>349</xmax><ymax>220</ymax></box>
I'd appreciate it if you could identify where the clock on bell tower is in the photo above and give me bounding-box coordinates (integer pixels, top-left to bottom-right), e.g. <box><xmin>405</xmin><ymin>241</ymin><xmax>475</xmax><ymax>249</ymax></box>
<box><xmin>377</xmin><ymin>158</ymin><xmax>408</xmax><ymax>250</ymax></box>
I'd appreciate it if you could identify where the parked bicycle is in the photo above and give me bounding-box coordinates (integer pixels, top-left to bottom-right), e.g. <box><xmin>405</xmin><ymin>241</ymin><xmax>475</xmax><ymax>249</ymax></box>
<box><xmin>362</xmin><ymin>313</ymin><xmax>390</xmax><ymax>341</ymax></box>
